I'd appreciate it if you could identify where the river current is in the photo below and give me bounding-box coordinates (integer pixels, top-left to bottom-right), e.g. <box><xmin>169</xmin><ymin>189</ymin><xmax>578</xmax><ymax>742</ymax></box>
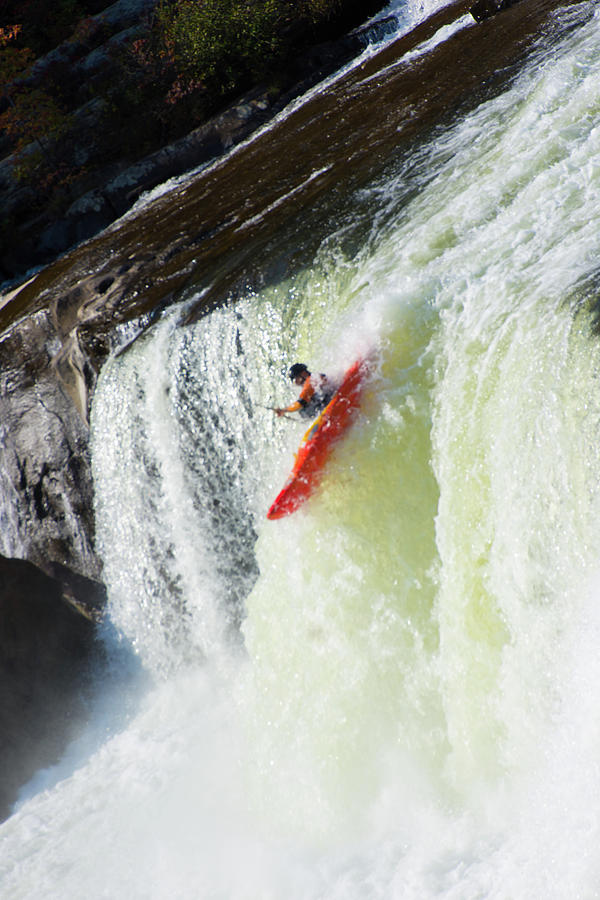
<box><xmin>3</xmin><ymin>3</ymin><xmax>600</xmax><ymax>898</ymax></box>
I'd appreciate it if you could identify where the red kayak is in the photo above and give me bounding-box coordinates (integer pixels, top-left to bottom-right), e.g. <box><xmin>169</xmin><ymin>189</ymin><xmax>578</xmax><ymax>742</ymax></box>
<box><xmin>267</xmin><ymin>356</ymin><xmax>371</xmax><ymax>520</ymax></box>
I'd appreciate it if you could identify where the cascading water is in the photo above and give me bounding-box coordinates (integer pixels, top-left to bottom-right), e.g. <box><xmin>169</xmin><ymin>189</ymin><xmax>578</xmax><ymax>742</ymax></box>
<box><xmin>3</xmin><ymin>7</ymin><xmax>600</xmax><ymax>898</ymax></box>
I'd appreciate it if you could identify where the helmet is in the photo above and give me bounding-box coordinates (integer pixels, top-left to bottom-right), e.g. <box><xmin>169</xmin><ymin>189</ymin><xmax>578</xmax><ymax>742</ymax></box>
<box><xmin>288</xmin><ymin>363</ymin><xmax>309</xmax><ymax>381</ymax></box>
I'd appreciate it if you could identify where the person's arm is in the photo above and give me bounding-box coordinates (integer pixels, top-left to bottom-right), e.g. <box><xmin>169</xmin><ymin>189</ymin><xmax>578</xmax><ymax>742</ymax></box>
<box><xmin>274</xmin><ymin>378</ymin><xmax>314</xmax><ymax>416</ymax></box>
<box><xmin>275</xmin><ymin>400</ymin><xmax>301</xmax><ymax>416</ymax></box>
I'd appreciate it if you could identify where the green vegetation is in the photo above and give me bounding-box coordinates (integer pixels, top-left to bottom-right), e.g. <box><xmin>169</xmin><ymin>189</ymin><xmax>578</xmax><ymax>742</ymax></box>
<box><xmin>113</xmin><ymin>0</ymin><xmax>347</xmax><ymax>142</ymax></box>
<box><xmin>156</xmin><ymin>0</ymin><xmax>283</xmax><ymax>94</ymax></box>
<box><xmin>150</xmin><ymin>0</ymin><xmax>342</xmax><ymax>95</ymax></box>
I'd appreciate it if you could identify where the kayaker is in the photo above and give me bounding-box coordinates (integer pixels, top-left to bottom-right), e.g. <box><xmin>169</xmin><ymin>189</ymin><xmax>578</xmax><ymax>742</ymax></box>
<box><xmin>274</xmin><ymin>363</ymin><xmax>334</xmax><ymax>419</ymax></box>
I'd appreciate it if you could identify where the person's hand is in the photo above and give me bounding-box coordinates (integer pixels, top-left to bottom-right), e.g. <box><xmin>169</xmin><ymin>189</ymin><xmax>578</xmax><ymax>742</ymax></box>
<box><xmin>274</xmin><ymin>407</ymin><xmax>285</xmax><ymax>417</ymax></box>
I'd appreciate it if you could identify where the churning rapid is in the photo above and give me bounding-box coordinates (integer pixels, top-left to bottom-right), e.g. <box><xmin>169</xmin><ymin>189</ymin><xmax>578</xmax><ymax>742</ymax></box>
<box><xmin>3</xmin><ymin>6</ymin><xmax>600</xmax><ymax>898</ymax></box>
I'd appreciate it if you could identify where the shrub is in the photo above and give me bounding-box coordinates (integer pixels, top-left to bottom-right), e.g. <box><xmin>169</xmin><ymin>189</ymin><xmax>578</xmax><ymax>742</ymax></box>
<box><xmin>301</xmin><ymin>0</ymin><xmax>343</xmax><ymax>22</ymax></box>
<box><xmin>0</xmin><ymin>25</ymin><xmax>70</xmax><ymax>183</ymax></box>
<box><xmin>154</xmin><ymin>0</ymin><xmax>287</xmax><ymax>96</ymax></box>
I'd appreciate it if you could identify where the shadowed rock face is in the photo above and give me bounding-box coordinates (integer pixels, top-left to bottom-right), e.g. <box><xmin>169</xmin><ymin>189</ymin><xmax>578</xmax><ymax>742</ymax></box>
<box><xmin>0</xmin><ymin>555</ymin><xmax>104</xmax><ymax>821</ymax></box>
<box><xmin>0</xmin><ymin>308</ymin><xmax>100</xmax><ymax>578</ymax></box>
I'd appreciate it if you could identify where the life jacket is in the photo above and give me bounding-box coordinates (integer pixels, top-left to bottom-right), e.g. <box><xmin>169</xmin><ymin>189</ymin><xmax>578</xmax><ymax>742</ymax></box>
<box><xmin>298</xmin><ymin>373</ymin><xmax>335</xmax><ymax>419</ymax></box>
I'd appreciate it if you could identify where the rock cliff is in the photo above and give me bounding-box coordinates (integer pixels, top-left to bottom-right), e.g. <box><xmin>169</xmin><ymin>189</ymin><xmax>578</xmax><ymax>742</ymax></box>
<box><xmin>0</xmin><ymin>554</ymin><xmax>104</xmax><ymax>820</ymax></box>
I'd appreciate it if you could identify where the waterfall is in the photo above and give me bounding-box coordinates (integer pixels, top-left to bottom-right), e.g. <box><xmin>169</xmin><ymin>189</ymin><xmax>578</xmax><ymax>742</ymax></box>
<box><xmin>2</xmin><ymin>6</ymin><xmax>600</xmax><ymax>899</ymax></box>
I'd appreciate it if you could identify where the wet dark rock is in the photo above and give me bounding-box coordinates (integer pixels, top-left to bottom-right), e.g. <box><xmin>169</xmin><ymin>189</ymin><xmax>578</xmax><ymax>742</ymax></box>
<box><xmin>0</xmin><ymin>307</ymin><xmax>101</xmax><ymax>577</ymax></box>
<box><xmin>470</xmin><ymin>0</ymin><xmax>523</xmax><ymax>23</ymax></box>
<box><xmin>0</xmin><ymin>554</ymin><xmax>103</xmax><ymax>821</ymax></box>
